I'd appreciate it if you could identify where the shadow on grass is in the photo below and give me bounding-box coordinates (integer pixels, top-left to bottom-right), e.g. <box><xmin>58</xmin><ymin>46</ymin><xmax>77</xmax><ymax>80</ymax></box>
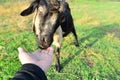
<box><xmin>60</xmin><ymin>49</ymin><xmax>81</xmax><ymax>71</ymax></box>
<box><xmin>60</xmin><ymin>23</ymin><xmax>120</xmax><ymax>71</ymax></box>
<box><xmin>80</xmin><ymin>23</ymin><xmax>120</xmax><ymax>47</ymax></box>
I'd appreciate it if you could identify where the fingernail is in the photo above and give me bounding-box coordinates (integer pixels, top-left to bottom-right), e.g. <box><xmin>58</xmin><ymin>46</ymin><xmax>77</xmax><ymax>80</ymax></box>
<box><xmin>48</xmin><ymin>47</ymin><xmax>54</xmax><ymax>56</ymax></box>
<box><xmin>47</xmin><ymin>47</ymin><xmax>53</xmax><ymax>52</ymax></box>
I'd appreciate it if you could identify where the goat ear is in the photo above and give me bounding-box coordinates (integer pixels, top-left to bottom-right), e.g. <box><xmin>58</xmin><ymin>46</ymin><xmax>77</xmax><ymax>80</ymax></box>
<box><xmin>59</xmin><ymin>2</ymin><xmax>70</xmax><ymax>12</ymax></box>
<box><xmin>20</xmin><ymin>1</ymin><xmax>38</xmax><ymax>16</ymax></box>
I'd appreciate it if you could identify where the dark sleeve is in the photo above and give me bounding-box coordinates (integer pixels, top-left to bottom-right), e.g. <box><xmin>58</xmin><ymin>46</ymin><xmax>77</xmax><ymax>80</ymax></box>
<box><xmin>11</xmin><ymin>64</ymin><xmax>47</xmax><ymax>80</ymax></box>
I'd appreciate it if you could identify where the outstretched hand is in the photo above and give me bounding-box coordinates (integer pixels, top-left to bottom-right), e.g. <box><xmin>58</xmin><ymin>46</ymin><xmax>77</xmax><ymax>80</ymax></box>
<box><xmin>18</xmin><ymin>47</ymin><xmax>54</xmax><ymax>72</ymax></box>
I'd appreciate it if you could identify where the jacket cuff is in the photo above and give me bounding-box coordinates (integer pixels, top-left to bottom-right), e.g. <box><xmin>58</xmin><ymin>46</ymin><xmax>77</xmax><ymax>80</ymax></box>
<box><xmin>20</xmin><ymin>63</ymin><xmax>47</xmax><ymax>80</ymax></box>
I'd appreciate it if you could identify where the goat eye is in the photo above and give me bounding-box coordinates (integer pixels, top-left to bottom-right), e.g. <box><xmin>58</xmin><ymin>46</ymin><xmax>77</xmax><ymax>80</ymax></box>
<box><xmin>36</xmin><ymin>34</ymin><xmax>38</xmax><ymax>37</ymax></box>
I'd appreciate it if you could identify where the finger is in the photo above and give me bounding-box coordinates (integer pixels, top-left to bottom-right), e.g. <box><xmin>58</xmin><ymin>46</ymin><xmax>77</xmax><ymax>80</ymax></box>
<box><xmin>18</xmin><ymin>47</ymin><xmax>27</xmax><ymax>64</ymax></box>
<box><xmin>47</xmin><ymin>47</ymin><xmax>54</xmax><ymax>56</ymax></box>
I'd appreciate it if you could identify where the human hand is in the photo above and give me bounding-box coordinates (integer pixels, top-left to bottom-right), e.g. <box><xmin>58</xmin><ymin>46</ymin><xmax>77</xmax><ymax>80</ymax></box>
<box><xmin>18</xmin><ymin>47</ymin><xmax>54</xmax><ymax>72</ymax></box>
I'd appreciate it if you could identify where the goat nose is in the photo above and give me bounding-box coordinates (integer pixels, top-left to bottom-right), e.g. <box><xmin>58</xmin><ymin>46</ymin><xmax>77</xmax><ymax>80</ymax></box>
<box><xmin>36</xmin><ymin>34</ymin><xmax>38</xmax><ymax>37</ymax></box>
<box><xmin>42</xmin><ymin>37</ymin><xmax>47</xmax><ymax>43</ymax></box>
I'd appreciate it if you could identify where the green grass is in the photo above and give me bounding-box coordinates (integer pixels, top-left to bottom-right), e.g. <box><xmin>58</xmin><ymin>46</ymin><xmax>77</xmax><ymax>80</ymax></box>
<box><xmin>0</xmin><ymin>0</ymin><xmax>120</xmax><ymax>80</ymax></box>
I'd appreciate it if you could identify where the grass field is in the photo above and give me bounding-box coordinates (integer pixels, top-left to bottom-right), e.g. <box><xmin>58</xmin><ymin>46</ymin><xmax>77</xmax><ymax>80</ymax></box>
<box><xmin>0</xmin><ymin>0</ymin><xmax>120</xmax><ymax>80</ymax></box>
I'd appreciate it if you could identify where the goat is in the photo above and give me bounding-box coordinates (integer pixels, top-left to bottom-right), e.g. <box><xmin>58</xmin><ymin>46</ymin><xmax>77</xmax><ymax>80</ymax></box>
<box><xmin>20</xmin><ymin>0</ymin><xmax>79</xmax><ymax>72</ymax></box>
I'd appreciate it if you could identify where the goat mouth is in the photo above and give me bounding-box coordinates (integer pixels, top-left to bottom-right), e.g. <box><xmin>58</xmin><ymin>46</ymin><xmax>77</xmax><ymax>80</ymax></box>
<box><xmin>37</xmin><ymin>37</ymin><xmax>53</xmax><ymax>49</ymax></box>
<box><xmin>38</xmin><ymin>42</ymin><xmax>52</xmax><ymax>49</ymax></box>
<box><xmin>38</xmin><ymin>46</ymin><xmax>48</xmax><ymax>49</ymax></box>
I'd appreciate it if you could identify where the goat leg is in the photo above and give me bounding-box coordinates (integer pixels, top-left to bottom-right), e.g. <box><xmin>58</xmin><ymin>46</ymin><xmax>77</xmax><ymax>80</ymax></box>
<box><xmin>55</xmin><ymin>48</ymin><xmax>60</xmax><ymax>72</ymax></box>
<box><xmin>72</xmin><ymin>27</ymin><xmax>79</xmax><ymax>47</ymax></box>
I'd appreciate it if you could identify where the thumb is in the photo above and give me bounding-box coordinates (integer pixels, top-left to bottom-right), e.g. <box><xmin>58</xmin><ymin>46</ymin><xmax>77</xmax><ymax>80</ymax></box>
<box><xmin>18</xmin><ymin>47</ymin><xmax>29</xmax><ymax>64</ymax></box>
<box><xmin>18</xmin><ymin>47</ymin><xmax>36</xmax><ymax>64</ymax></box>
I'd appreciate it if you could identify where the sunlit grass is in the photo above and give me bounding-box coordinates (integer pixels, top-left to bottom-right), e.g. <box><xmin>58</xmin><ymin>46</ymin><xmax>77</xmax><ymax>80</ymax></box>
<box><xmin>0</xmin><ymin>1</ymin><xmax>33</xmax><ymax>35</ymax></box>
